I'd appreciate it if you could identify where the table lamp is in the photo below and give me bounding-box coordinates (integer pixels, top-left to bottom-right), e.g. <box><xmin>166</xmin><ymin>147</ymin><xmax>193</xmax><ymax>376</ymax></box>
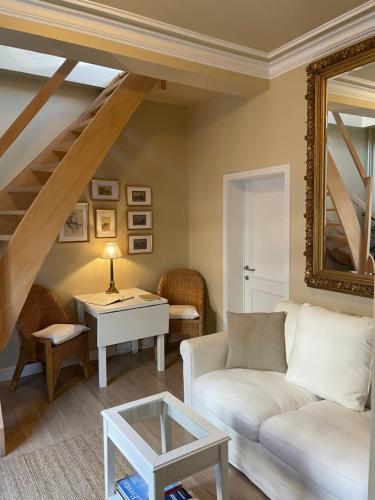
<box><xmin>100</xmin><ymin>242</ymin><xmax>123</xmax><ymax>294</ymax></box>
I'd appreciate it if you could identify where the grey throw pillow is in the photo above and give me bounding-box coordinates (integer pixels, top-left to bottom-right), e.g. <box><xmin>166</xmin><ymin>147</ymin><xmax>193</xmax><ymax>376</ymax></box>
<box><xmin>226</xmin><ymin>311</ymin><xmax>287</xmax><ymax>372</ymax></box>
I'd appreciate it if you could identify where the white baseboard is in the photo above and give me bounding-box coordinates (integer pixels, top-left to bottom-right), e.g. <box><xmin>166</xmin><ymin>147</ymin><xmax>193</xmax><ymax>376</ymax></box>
<box><xmin>0</xmin><ymin>338</ymin><xmax>154</xmax><ymax>383</ymax></box>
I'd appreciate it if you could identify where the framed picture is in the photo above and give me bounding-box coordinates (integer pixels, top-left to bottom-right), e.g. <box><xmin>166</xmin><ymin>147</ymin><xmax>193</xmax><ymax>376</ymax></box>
<box><xmin>95</xmin><ymin>209</ymin><xmax>117</xmax><ymax>238</ymax></box>
<box><xmin>127</xmin><ymin>210</ymin><xmax>152</xmax><ymax>230</ymax></box>
<box><xmin>128</xmin><ymin>234</ymin><xmax>153</xmax><ymax>254</ymax></box>
<box><xmin>58</xmin><ymin>203</ymin><xmax>89</xmax><ymax>243</ymax></box>
<box><xmin>126</xmin><ymin>186</ymin><xmax>152</xmax><ymax>206</ymax></box>
<box><xmin>91</xmin><ymin>179</ymin><xmax>120</xmax><ymax>201</ymax></box>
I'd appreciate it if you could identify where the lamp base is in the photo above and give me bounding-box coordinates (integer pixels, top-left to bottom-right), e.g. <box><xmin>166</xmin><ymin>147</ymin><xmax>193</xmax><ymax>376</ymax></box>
<box><xmin>105</xmin><ymin>282</ymin><xmax>119</xmax><ymax>294</ymax></box>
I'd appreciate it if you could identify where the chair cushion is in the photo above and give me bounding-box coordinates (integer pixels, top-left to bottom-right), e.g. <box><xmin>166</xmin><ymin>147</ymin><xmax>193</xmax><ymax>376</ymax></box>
<box><xmin>192</xmin><ymin>369</ymin><xmax>318</xmax><ymax>442</ymax></box>
<box><xmin>169</xmin><ymin>305</ymin><xmax>199</xmax><ymax>320</ymax></box>
<box><xmin>286</xmin><ymin>304</ymin><xmax>373</xmax><ymax>411</ymax></box>
<box><xmin>32</xmin><ymin>324</ymin><xmax>88</xmax><ymax>345</ymax></box>
<box><xmin>260</xmin><ymin>400</ymin><xmax>370</xmax><ymax>500</ymax></box>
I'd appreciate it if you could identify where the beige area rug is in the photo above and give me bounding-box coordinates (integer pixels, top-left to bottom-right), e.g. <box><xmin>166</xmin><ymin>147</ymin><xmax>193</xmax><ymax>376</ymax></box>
<box><xmin>0</xmin><ymin>430</ymin><xmax>132</xmax><ymax>500</ymax></box>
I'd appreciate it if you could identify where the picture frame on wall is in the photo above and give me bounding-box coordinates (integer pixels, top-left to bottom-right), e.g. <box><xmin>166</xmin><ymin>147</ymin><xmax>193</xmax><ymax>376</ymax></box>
<box><xmin>126</xmin><ymin>186</ymin><xmax>152</xmax><ymax>206</ymax></box>
<box><xmin>58</xmin><ymin>203</ymin><xmax>89</xmax><ymax>243</ymax></box>
<box><xmin>91</xmin><ymin>179</ymin><xmax>120</xmax><ymax>201</ymax></box>
<box><xmin>95</xmin><ymin>209</ymin><xmax>117</xmax><ymax>238</ymax></box>
<box><xmin>127</xmin><ymin>210</ymin><xmax>152</xmax><ymax>230</ymax></box>
<box><xmin>128</xmin><ymin>234</ymin><xmax>153</xmax><ymax>254</ymax></box>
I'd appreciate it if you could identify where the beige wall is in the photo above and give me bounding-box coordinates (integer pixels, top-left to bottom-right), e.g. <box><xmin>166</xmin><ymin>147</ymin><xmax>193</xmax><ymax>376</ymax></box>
<box><xmin>0</xmin><ymin>74</ymin><xmax>188</xmax><ymax>370</ymax></box>
<box><xmin>187</xmin><ymin>66</ymin><xmax>373</xmax><ymax>333</ymax></box>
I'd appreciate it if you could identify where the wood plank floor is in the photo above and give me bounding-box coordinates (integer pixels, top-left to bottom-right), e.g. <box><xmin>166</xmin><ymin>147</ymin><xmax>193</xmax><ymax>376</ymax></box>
<box><xmin>0</xmin><ymin>348</ymin><xmax>266</xmax><ymax>499</ymax></box>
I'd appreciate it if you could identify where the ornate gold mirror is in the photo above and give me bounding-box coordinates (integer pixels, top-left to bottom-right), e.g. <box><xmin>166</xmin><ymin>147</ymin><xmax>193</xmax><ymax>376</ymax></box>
<box><xmin>305</xmin><ymin>37</ymin><xmax>375</xmax><ymax>297</ymax></box>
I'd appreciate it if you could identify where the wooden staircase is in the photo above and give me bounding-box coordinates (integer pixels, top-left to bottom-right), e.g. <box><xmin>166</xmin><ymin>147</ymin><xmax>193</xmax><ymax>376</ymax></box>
<box><xmin>325</xmin><ymin>112</ymin><xmax>373</xmax><ymax>273</ymax></box>
<box><xmin>0</xmin><ymin>64</ymin><xmax>156</xmax><ymax>350</ymax></box>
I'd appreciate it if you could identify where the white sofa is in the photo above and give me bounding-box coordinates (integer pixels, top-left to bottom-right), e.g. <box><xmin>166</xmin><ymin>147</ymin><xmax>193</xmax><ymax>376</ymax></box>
<box><xmin>180</xmin><ymin>302</ymin><xmax>372</xmax><ymax>500</ymax></box>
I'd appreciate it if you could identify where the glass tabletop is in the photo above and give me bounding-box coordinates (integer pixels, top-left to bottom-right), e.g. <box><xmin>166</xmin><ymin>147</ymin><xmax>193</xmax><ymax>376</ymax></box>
<box><xmin>118</xmin><ymin>394</ymin><xmax>210</xmax><ymax>455</ymax></box>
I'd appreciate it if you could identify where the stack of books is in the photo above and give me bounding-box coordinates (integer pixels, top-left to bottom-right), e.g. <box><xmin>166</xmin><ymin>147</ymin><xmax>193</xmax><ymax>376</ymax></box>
<box><xmin>116</xmin><ymin>473</ymin><xmax>196</xmax><ymax>500</ymax></box>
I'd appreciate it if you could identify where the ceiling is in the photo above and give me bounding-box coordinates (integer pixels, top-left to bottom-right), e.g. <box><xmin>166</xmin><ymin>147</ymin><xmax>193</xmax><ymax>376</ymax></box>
<box><xmin>90</xmin><ymin>0</ymin><xmax>367</xmax><ymax>51</ymax></box>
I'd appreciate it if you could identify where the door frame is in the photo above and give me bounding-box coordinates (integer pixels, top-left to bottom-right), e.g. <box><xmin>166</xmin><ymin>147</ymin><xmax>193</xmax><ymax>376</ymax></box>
<box><xmin>223</xmin><ymin>164</ymin><xmax>290</xmax><ymax>325</ymax></box>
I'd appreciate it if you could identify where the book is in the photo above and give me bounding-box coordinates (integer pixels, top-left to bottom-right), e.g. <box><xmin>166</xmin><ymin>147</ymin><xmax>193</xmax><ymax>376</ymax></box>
<box><xmin>116</xmin><ymin>474</ymin><xmax>193</xmax><ymax>500</ymax></box>
<box><xmin>78</xmin><ymin>293</ymin><xmax>134</xmax><ymax>306</ymax></box>
<box><xmin>139</xmin><ymin>293</ymin><xmax>162</xmax><ymax>302</ymax></box>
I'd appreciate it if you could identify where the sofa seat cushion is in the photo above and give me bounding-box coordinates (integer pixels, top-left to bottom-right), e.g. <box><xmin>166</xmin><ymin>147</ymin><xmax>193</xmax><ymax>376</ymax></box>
<box><xmin>192</xmin><ymin>369</ymin><xmax>318</xmax><ymax>442</ymax></box>
<box><xmin>259</xmin><ymin>400</ymin><xmax>370</xmax><ymax>500</ymax></box>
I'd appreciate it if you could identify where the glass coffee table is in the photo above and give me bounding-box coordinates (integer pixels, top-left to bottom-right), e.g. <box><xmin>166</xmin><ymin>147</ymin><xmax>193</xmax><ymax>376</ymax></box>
<box><xmin>101</xmin><ymin>391</ymin><xmax>230</xmax><ymax>500</ymax></box>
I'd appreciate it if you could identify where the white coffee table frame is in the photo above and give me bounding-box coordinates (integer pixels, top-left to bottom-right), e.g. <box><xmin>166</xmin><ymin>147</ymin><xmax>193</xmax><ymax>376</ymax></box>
<box><xmin>101</xmin><ymin>392</ymin><xmax>230</xmax><ymax>500</ymax></box>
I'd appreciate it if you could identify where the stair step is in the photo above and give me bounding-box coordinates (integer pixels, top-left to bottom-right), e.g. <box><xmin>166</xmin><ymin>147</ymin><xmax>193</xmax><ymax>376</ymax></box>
<box><xmin>327</xmin><ymin>208</ymin><xmax>336</xmax><ymax>211</ymax></box>
<box><xmin>52</xmin><ymin>140</ymin><xmax>75</xmax><ymax>153</ymax></box>
<box><xmin>89</xmin><ymin>98</ymin><xmax>108</xmax><ymax>115</ymax></box>
<box><xmin>70</xmin><ymin>118</ymin><xmax>91</xmax><ymax>134</ymax></box>
<box><xmin>0</xmin><ymin>234</ymin><xmax>11</xmax><ymax>241</ymax></box>
<box><xmin>0</xmin><ymin>210</ymin><xmax>27</xmax><ymax>215</ymax></box>
<box><xmin>327</xmin><ymin>222</ymin><xmax>341</xmax><ymax>227</ymax></box>
<box><xmin>32</xmin><ymin>162</ymin><xmax>60</xmax><ymax>173</ymax></box>
<box><xmin>103</xmin><ymin>73</ymin><xmax>127</xmax><ymax>96</ymax></box>
<box><xmin>7</xmin><ymin>185</ymin><xmax>43</xmax><ymax>194</ymax></box>
<box><xmin>327</xmin><ymin>235</ymin><xmax>347</xmax><ymax>245</ymax></box>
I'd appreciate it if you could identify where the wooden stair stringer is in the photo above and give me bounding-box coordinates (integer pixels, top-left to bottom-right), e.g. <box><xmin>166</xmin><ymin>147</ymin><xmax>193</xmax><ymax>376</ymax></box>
<box><xmin>0</xmin><ymin>73</ymin><xmax>156</xmax><ymax>350</ymax></box>
<box><xmin>326</xmin><ymin>151</ymin><xmax>362</xmax><ymax>271</ymax></box>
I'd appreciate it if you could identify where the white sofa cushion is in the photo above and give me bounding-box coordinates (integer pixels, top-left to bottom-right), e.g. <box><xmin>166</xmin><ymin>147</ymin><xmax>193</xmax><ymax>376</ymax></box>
<box><xmin>32</xmin><ymin>324</ymin><xmax>88</xmax><ymax>345</ymax></box>
<box><xmin>169</xmin><ymin>305</ymin><xmax>199</xmax><ymax>320</ymax></box>
<box><xmin>260</xmin><ymin>400</ymin><xmax>370</xmax><ymax>500</ymax></box>
<box><xmin>192</xmin><ymin>368</ymin><xmax>318</xmax><ymax>442</ymax></box>
<box><xmin>273</xmin><ymin>300</ymin><xmax>302</xmax><ymax>362</ymax></box>
<box><xmin>286</xmin><ymin>304</ymin><xmax>373</xmax><ymax>411</ymax></box>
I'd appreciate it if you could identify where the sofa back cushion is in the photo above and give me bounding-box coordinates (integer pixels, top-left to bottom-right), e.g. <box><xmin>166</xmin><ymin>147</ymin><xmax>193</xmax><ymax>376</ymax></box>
<box><xmin>285</xmin><ymin>304</ymin><xmax>373</xmax><ymax>411</ymax></box>
<box><xmin>273</xmin><ymin>300</ymin><xmax>302</xmax><ymax>362</ymax></box>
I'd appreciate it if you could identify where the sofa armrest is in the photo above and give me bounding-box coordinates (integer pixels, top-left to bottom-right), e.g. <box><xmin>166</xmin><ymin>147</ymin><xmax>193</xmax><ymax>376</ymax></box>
<box><xmin>180</xmin><ymin>331</ymin><xmax>228</xmax><ymax>406</ymax></box>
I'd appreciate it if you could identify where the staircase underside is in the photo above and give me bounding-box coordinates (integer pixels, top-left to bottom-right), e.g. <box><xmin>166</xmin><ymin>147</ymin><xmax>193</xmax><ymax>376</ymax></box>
<box><xmin>0</xmin><ymin>70</ymin><xmax>156</xmax><ymax>350</ymax></box>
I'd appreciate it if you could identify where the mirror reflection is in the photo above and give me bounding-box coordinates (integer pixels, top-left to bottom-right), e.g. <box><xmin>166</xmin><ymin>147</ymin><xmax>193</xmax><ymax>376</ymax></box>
<box><xmin>325</xmin><ymin>61</ymin><xmax>375</xmax><ymax>274</ymax></box>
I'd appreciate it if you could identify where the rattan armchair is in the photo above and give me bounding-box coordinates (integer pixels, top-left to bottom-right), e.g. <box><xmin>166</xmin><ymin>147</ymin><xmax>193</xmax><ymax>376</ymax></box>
<box><xmin>157</xmin><ymin>269</ymin><xmax>205</xmax><ymax>344</ymax></box>
<box><xmin>9</xmin><ymin>284</ymin><xmax>90</xmax><ymax>402</ymax></box>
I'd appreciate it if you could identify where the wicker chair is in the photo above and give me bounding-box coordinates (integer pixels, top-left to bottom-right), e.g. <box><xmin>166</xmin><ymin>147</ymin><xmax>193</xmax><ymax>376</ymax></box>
<box><xmin>9</xmin><ymin>285</ymin><xmax>90</xmax><ymax>402</ymax></box>
<box><xmin>157</xmin><ymin>269</ymin><xmax>205</xmax><ymax>344</ymax></box>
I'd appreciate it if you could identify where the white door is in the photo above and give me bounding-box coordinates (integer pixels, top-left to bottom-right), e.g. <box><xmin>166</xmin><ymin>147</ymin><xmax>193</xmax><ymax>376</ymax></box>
<box><xmin>244</xmin><ymin>174</ymin><xmax>288</xmax><ymax>312</ymax></box>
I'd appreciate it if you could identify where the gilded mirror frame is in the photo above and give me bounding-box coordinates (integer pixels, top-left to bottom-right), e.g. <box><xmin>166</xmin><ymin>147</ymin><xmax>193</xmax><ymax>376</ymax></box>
<box><xmin>305</xmin><ymin>36</ymin><xmax>375</xmax><ymax>298</ymax></box>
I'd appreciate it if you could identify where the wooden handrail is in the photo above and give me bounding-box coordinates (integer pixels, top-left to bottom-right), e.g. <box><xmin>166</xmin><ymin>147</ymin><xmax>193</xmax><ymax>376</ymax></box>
<box><xmin>0</xmin><ymin>59</ymin><xmax>77</xmax><ymax>158</ymax></box>
<box><xmin>331</xmin><ymin>111</ymin><xmax>367</xmax><ymax>183</ymax></box>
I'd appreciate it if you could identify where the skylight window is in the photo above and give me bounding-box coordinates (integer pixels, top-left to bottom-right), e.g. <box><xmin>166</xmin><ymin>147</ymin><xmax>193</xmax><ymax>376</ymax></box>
<box><xmin>0</xmin><ymin>46</ymin><xmax>122</xmax><ymax>88</ymax></box>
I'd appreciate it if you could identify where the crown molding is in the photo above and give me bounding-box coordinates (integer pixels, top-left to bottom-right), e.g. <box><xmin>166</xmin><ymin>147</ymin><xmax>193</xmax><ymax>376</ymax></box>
<box><xmin>1</xmin><ymin>0</ymin><xmax>375</xmax><ymax>82</ymax></box>
<box><xmin>328</xmin><ymin>75</ymin><xmax>375</xmax><ymax>102</ymax></box>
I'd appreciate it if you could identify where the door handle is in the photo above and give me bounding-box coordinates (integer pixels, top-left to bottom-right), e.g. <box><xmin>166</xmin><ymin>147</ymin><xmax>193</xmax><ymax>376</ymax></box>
<box><xmin>243</xmin><ymin>265</ymin><xmax>255</xmax><ymax>271</ymax></box>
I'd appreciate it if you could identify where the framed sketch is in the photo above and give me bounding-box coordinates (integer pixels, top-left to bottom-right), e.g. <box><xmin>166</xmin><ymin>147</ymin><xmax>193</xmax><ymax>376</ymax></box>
<box><xmin>58</xmin><ymin>203</ymin><xmax>89</xmax><ymax>243</ymax></box>
<box><xmin>95</xmin><ymin>209</ymin><xmax>117</xmax><ymax>238</ymax></box>
<box><xmin>128</xmin><ymin>234</ymin><xmax>153</xmax><ymax>254</ymax></box>
<box><xmin>127</xmin><ymin>210</ymin><xmax>152</xmax><ymax>230</ymax></box>
<box><xmin>91</xmin><ymin>179</ymin><xmax>120</xmax><ymax>201</ymax></box>
<box><xmin>126</xmin><ymin>186</ymin><xmax>152</xmax><ymax>206</ymax></box>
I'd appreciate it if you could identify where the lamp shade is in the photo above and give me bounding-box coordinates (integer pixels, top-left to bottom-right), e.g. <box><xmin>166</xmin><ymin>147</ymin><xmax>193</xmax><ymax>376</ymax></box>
<box><xmin>100</xmin><ymin>242</ymin><xmax>123</xmax><ymax>259</ymax></box>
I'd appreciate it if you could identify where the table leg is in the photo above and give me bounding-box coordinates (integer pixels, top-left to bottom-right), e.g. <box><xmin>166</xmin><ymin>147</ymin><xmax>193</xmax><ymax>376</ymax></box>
<box><xmin>76</xmin><ymin>301</ymin><xmax>85</xmax><ymax>324</ymax></box>
<box><xmin>156</xmin><ymin>334</ymin><xmax>165</xmax><ymax>372</ymax></box>
<box><xmin>131</xmin><ymin>340</ymin><xmax>139</xmax><ymax>353</ymax></box>
<box><xmin>103</xmin><ymin>421</ymin><xmax>116</xmax><ymax>500</ymax></box>
<box><xmin>0</xmin><ymin>401</ymin><xmax>5</xmax><ymax>457</ymax></box>
<box><xmin>215</xmin><ymin>443</ymin><xmax>229</xmax><ymax>500</ymax></box>
<box><xmin>160</xmin><ymin>403</ymin><xmax>171</xmax><ymax>453</ymax></box>
<box><xmin>149</xmin><ymin>474</ymin><xmax>164</xmax><ymax>500</ymax></box>
<box><xmin>98</xmin><ymin>347</ymin><xmax>107</xmax><ymax>388</ymax></box>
